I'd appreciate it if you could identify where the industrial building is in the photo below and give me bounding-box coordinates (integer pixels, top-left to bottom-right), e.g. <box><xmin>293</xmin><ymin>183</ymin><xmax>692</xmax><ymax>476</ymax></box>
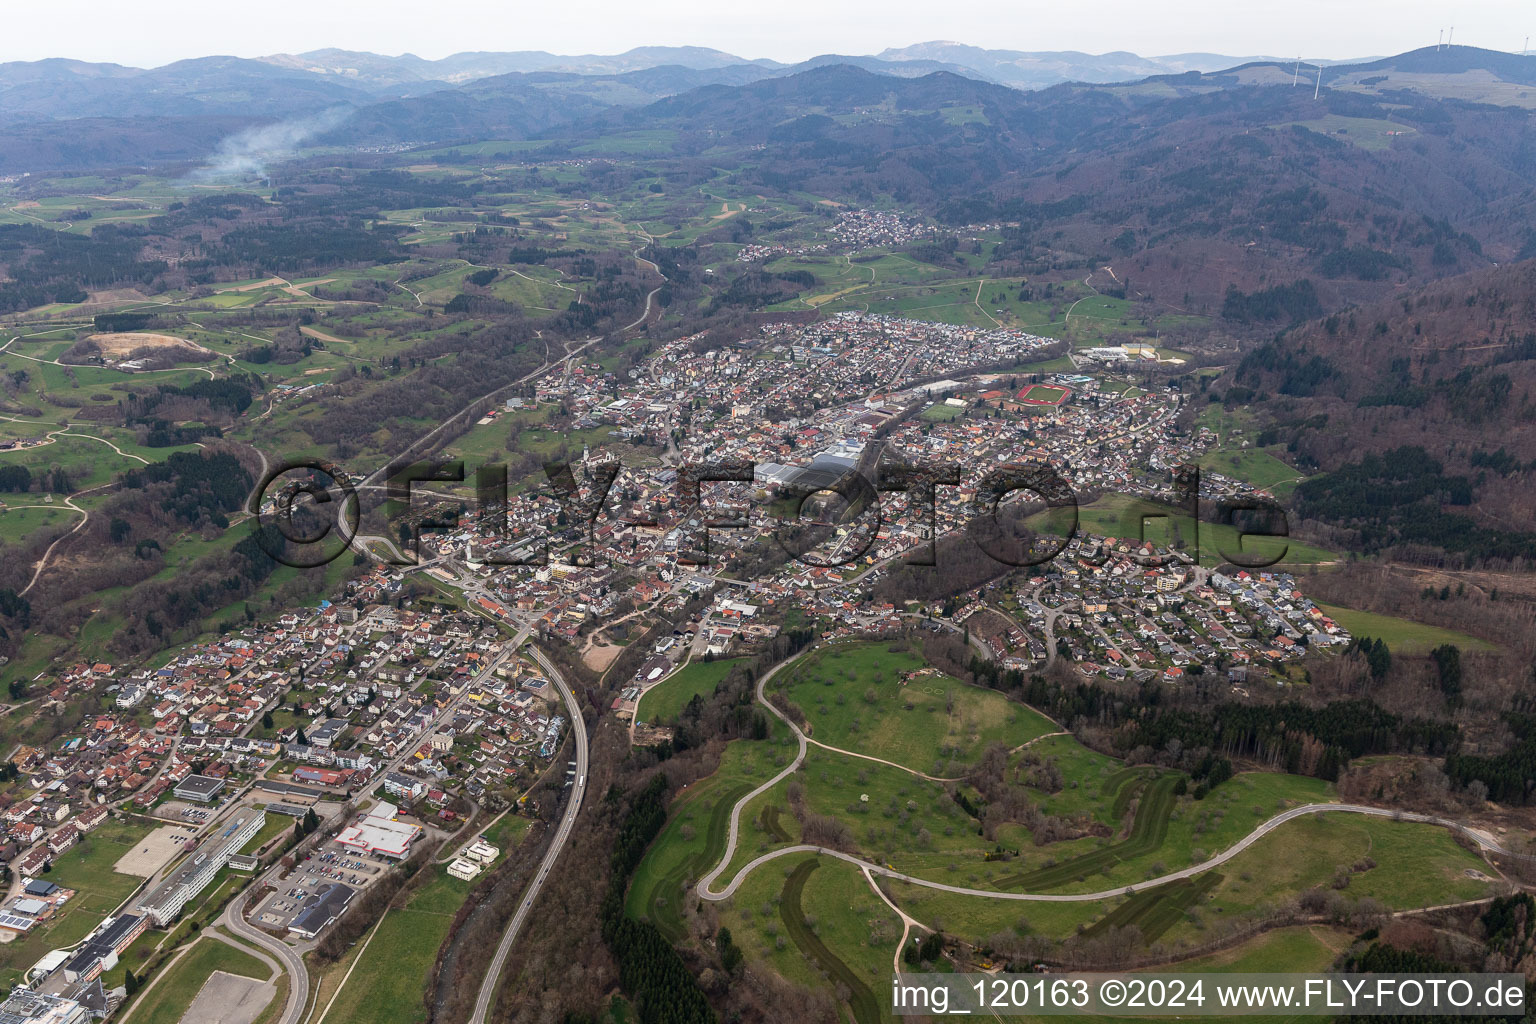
<box><xmin>0</xmin><ymin>990</ymin><xmax>89</xmax><ymax>1024</ymax></box>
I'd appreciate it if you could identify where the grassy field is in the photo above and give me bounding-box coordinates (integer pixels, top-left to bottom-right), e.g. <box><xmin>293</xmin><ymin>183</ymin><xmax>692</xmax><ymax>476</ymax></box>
<box><xmin>1035</xmin><ymin>492</ymin><xmax>1336</xmax><ymax>569</ymax></box>
<box><xmin>317</xmin><ymin>871</ymin><xmax>473</xmax><ymax>1024</ymax></box>
<box><xmin>993</xmin><ymin>775</ymin><xmax>1184</xmax><ymax>890</ymax></box>
<box><xmin>1012</xmin><ymin>926</ymin><xmax>1350</xmax><ymax>1023</ymax></box>
<box><xmin>1200</xmin><ymin>446</ymin><xmax>1307</xmax><ymax>496</ymax></box>
<box><xmin>1018</xmin><ymin>735</ymin><xmax>1140</xmax><ymax>824</ymax></box>
<box><xmin>720</xmin><ymin>851</ymin><xmax>900</xmax><ymax>1024</ymax></box>
<box><xmin>883</xmin><ymin>877</ymin><xmax>1103</xmax><ymax>941</ymax></box>
<box><xmin>0</xmin><ymin>503</ymin><xmax>79</xmax><ymax>546</ymax></box>
<box><xmin>626</xmin><ymin>728</ymin><xmax>794</xmax><ymax>942</ymax></box>
<box><xmin>990</xmin><ymin>771</ymin><xmax>1333</xmax><ymax>896</ymax></box>
<box><xmin>720</xmin><ymin>721</ymin><xmax>1332</xmax><ymax>899</ymax></box>
<box><xmin>1081</xmin><ymin>871</ymin><xmax>1223</xmax><ymax>942</ymax></box>
<box><xmin>1160</xmin><ymin>924</ymin><xmax>1350</xmax><ymax>972</ymax></box>
<box><xmin>0</xmin><ymin>817</ymin><xmax>156</xmax><ymax>987</ymax></box>
<box><xmin>775</xmin><ymin>644</ymin><xmax>1058</xmax><ymax>774</ymax></box>
<box><xmin>125</xmin><ymin>936</ymin><xmax>271</xmax><ymax>1024</ymax></box>
<box><xmin>1316</xmin><ymin>603</ymin><xmax>1496</xmax><ymax>655</ymax></box>
<box><xmin>239</xmin><ymin>811</ymin><xmax>294</xmax><ymax>855</ymax></box>
<box><xmin>879</xmin><ymin>810</ymin><xmax>1491</xmax><ymax>961</ymax></box>
<box><xmin>1274</xmin><ymin>114</ymin><xmax>1416</xmax><ymax>151</ymax></box>
<box><xmin>317</xmin><ymin>807</ymin><xmax>542</xmax><ymax>1024</ymax></box>
<box><xmin>1019</xmin><ymin>384</ymin><xmax>1069</xmax><ymax>405</ymax></box>
<box><xmin>780</xmin><ymin>860</ymin><xmax>881</xmax><ymax>1024</ymax></box>
<box><xmin>722</xmin><ymin>746</ymin><xmax>991</xmax><ymax>881</ymax></box>
<box><xmin>636</xmin><ymin>657</ymin><xmax>745</xmax><ymax>724</ymax></box>
<box><xmin>918</xmin><ymin>402</ymin><xmax>965</xmax><ymax>422</ymax></box>
<box><xmin>1161</xmin><ymin>812</ymin><xmax>1496</xmax><ymax>945</ymax></box>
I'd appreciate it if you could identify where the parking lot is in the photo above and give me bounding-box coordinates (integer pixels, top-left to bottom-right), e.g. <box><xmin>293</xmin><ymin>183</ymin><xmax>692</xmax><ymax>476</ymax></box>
<box><xmin>152</xmin><ymin>799</ymin><xmax>215</xmax><ymax>824</ymax></box>
<box><xmin>250</xmin><ymin>837</ymin><xmax>393</xmax><ymax>934</ymax></box>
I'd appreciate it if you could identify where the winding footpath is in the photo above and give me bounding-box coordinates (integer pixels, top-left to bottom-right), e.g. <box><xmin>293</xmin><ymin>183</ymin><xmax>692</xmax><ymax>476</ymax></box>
<box><xmin>695</xmin><ymin>650</ymin><xmax>1514</xmax><ymax>906</ymax></box>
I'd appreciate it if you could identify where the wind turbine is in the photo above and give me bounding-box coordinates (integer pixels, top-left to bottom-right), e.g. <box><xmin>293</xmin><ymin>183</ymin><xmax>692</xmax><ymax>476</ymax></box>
<box><xmin>1448</xmin><ymin>25</ymin><xmax>1455</xmax><ymax>46</ymax></box>
<box><xmin>1298</xmin><ymin>60</ymin><xmax>1324</xmax><ymax>99</ymax></box>
<box><xmin>1437</xmin><ymin>29</ymin><xmax>1443</xmax><ymax>50</ymax></box>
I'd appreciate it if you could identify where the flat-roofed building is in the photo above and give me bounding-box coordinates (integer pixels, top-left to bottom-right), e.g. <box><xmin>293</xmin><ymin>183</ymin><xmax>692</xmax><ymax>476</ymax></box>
<box><xmin>173</xmin><ymin>774</ymin><xmax>226</xmax><ymax>803</ymax></box>
<box><xmin>136</xmin><ymin>811</ymin><xmax>263</xmax><ymax>926</ymax></box>
<box><xmin>462</xmin><ymin>839</ymin><xmax>499</xmax><ymax>865</ymax></box>
<box><xmin>60</xmin><ymin>914</ymin><xmax>145</xmax><ymax>982</ymax></box>
<box><xmin>336</xmin><ymin>803</ymin><xmax>421</xmax><ymax>860</ymax></box>
<box><xmin>0</xmin><ymin>989</ymin><xmax>89</xmax><ymax>1024</ymax></box>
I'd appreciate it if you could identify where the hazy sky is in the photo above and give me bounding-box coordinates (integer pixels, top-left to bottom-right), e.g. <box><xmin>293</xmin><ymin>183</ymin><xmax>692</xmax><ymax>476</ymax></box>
<box><xmin>1</xmin><ymin>0</ymin><xmax>1529</xmax><ymax>67</ymax></box>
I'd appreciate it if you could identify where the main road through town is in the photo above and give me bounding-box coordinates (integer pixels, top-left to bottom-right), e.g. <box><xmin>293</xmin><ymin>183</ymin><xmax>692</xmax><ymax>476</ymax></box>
<box><xmin>469</xmin><ymin>644</ymin><xmax>589</xmax><ymax>1024</ymax></box>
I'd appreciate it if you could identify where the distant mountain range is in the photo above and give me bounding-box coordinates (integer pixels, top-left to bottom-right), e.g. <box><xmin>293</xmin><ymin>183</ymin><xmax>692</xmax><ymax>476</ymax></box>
<box><xmin>253</xmin><ymin>43</ymin><xmax>1322</xmax><ymax>91</ymax></box>
<box><xmin>0</xmin><ymin>44</ymin><xmax>1531</xmax><ymax>174</ymax></box>
<box><xmin>0</xmin><ymin>42</ymin><xmax>1357</xmax><ymax>121</ymax></box>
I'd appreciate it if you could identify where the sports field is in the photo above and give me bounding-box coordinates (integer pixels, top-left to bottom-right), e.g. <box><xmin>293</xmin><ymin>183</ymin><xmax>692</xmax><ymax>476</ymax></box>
<box><xmin>1017</xmin><ymin>383</ymin><xmax>1071</xmax><ymax>405</ymax></box>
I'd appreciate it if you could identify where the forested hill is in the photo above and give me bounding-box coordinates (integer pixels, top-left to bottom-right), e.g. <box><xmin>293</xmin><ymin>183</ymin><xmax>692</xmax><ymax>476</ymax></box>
<box><xmin>525</xmin><ymin>59</ymin><xmax>1536</xmax><ymax>313</ymax></box>
<box><xmin>1217</xmin><ymin>258</ymin><xmax>1536</xmax><ymax>561</ymax></box>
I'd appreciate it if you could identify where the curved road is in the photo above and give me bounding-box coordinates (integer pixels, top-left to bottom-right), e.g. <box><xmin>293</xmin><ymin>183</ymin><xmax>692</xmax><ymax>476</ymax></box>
<box><xmin>469</xmin><ymin>644</ymin><xmax>589</xmax><ymax>1024</ymax></box>
<box><xmin>695</xmin><ymin>649</ymin><xmax>1513</xmax><ymax>905</ymax></box>
<box><xmin>694</xmin><ymin>655</ymin><xmax>808</xmax><ymax>897</ymax></box>
<box><xmin>701</xmin><ymin>803</ymin><xmax>1510</xmax><ymax>904</ymax></box>
<box><xmin>220</xmin><ymin>889</ymin><xmax>310</xmax><ymax>1024</ymax></box>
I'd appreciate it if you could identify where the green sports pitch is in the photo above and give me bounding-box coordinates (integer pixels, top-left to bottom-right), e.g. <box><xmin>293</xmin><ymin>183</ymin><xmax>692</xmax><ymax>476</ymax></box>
<box><xmin>1017</xmin><ymin>383</ymin><xmax>1071</xmax><ymax>405</ymax></box>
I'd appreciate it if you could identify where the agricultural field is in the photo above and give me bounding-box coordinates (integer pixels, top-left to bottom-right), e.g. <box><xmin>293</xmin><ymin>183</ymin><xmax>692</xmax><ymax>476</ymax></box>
<box><xmin>773</xmin><ymin>643</ymin><xmax>1058</xmax><ymax>774</ymax></box>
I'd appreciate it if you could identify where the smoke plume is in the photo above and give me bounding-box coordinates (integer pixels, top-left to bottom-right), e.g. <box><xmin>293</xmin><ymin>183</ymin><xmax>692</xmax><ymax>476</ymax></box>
<box><xmin>191</xmin><ymin>106</ymin><xmax>352</xmax><ymax>182</ymax></box>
